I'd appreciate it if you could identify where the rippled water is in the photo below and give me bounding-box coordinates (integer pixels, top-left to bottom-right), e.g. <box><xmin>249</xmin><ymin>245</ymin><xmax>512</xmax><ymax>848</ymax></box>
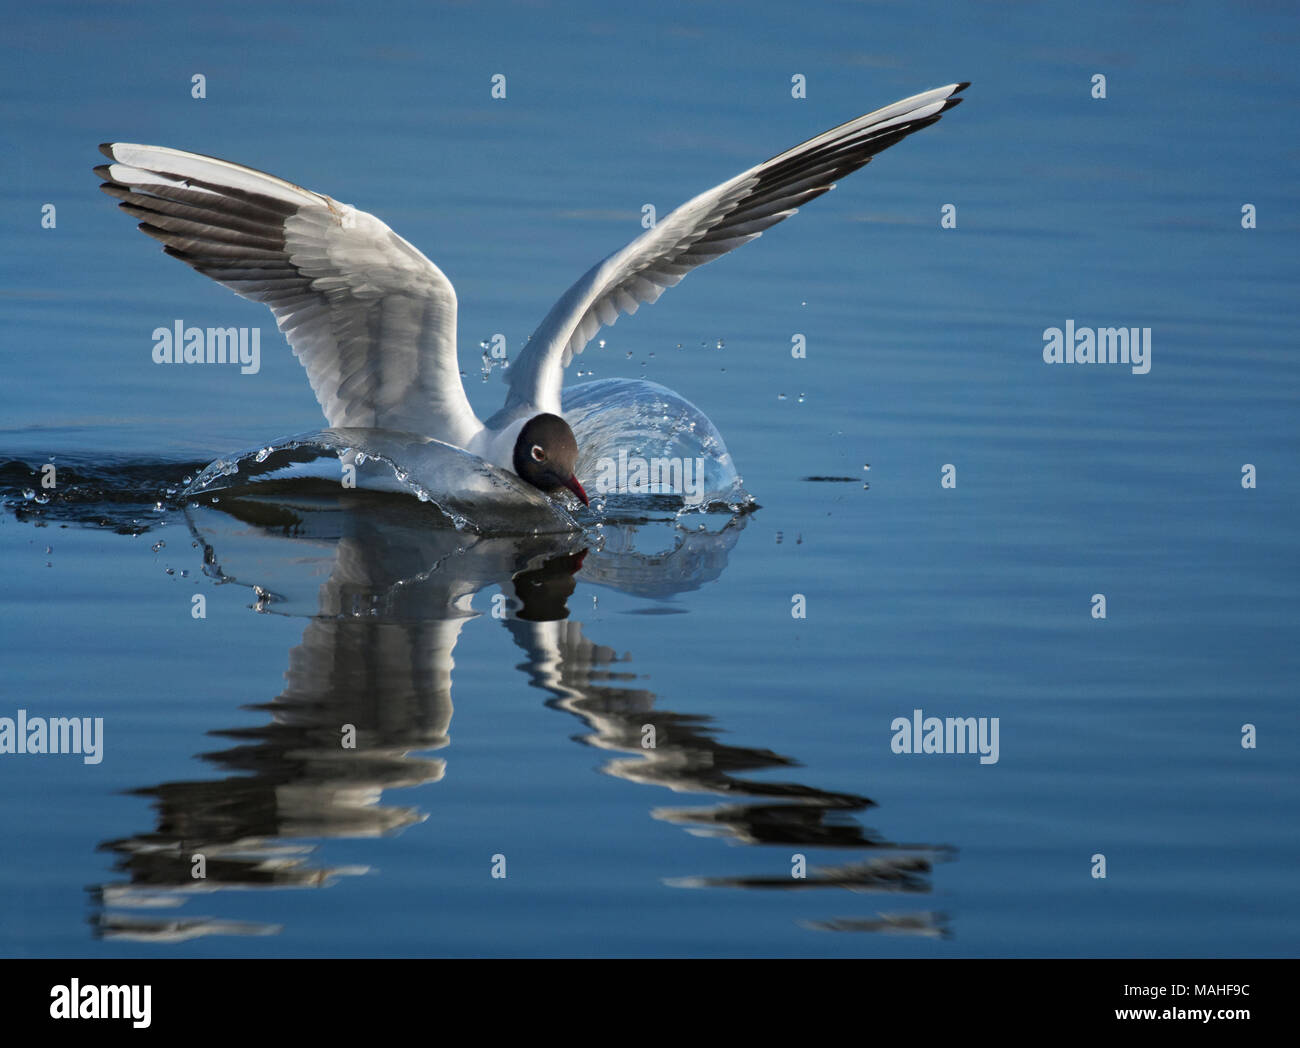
<box><xmin>2</xmin><ymin>0</ymin><xmax>1297</xmax><ymax>957</ymax></box>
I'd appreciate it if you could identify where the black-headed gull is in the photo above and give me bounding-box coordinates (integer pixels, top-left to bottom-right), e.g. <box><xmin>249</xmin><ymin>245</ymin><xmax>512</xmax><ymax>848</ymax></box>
<box><xmin>96</xmin><ymin>82</ymin><xmax>967</xmax><ymax>507</ymax></box>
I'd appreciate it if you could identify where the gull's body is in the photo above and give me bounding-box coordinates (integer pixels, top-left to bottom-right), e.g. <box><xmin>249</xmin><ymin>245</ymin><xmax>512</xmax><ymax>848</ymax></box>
<box><xmin>96</xmin><ymin>83</ymin><xmax>967</xmax><ymax>501</ymax></box>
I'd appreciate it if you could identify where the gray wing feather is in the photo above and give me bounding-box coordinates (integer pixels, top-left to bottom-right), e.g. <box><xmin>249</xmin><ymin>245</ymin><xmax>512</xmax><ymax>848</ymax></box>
<box><xmin>97</xmin><ymin>144</ymin><xmax>480</xmax><ymax>443</ymax></box>
<box><xmin>506</xmin><ymin>82</ymin><xmax>968</xmax><ymax>415</ymax></box>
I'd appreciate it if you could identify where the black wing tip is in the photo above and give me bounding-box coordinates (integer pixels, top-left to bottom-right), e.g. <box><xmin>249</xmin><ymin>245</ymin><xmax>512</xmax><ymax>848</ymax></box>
<box><xmin>100</xmin><ymin>182</ymin><xmax>134</xmax><ymax>204</ymax></box>
<box><xmin>138</xmin><ymin>221</ymin><xmax>171</xmax><ymax>244</ymax></box>
<box><xmin>161</xmin><ymin>243</ymin><xmax>200</xmax><ymax>265</ymax></box>
<box><xmin>92</xmin><ymin>164</ymin><xmax>113</xmax><ymax>180</ymax></box>
<box><xmin>940</xmin><ymin>82</ymin><xmax>970</xmax><ymax>112</ymax></box>
<box><xmin>98</xmin><ymin>143</ymin><xmax>116</xmax><ymax>160</ymax></box>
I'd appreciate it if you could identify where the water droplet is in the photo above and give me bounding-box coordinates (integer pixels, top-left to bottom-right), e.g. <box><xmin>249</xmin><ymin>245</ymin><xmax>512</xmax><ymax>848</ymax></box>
<box><xmin>777</xmin><ymin>393</ymin><xmax>786</xmax><ymax>401</ymax></box>
<box><xmin>598</xmin><ymin>339</ymin><xmax>606</xmax><ymax>349</ymax></box>
<box><xmin>715</xmin><ymin>338</ymin><xmax>724</xmax><ymax>349</ymax></box>
<box><xmin>21</xmin><ymin>488</ymin><xmax>35</xmax><ymax>500</ymax></box>
<box><xmin>797</xmin><ymin>393</ymin><xmax>805</xmax><ymax>403</ymax></box>
<box><xmin>34</xmin><ymin>494</ymin><xmax>50</xmax><ymax>504</ymax></box>
<box><xmin>44</xmin><ymin>546</ymin><xmax>52</xmax><ymax>555</ymax></box>
<box><xmin>152</xmin><ymin>540</ymin><xmax>166</xmax><ymax>552</ymax></box>
<box><xmin>254</xmin><ymin>447</ymin><xmax>272</xmax><ymax>463</ymax></box>
<box><xmin>165</xmin><ymin>567</ymin><xmax>175</xmax><ymax>575</ymax></box>
<box><xmin>179</xmin><ymin>569</ymin><xmax>189</xmax><ymax>578</ymax></box>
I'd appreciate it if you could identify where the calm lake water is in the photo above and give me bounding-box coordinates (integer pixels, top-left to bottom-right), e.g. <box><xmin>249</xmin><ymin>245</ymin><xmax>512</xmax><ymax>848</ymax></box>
<box><xmin>1</xmin><ymin>0</ymin><xmax>1297</xmax><ymax>957</ymax></box>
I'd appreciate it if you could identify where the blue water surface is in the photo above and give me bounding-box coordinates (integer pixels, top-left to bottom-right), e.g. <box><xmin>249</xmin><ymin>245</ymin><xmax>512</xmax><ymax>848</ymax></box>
<box><xmin>1</xmin><ymin>0</ymin><xmax>1297</xmax><ymax>957</ymax></box>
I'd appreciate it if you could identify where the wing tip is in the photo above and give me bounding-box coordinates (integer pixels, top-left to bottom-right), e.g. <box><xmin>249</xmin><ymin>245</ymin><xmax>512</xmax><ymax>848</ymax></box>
<box><xmin>161</xmin><ymin>242</ymin><xmax>196</xmax><ymax>264</ymax></box>
<box><xmin>936</xmin><ymin>82</ymin><xmax>969</xmax><ymax>115</ymax></box>
<box><xmin>138</xmin><ymin>221</ymin><xmax>171</xmax><ymax>246</ymax></box>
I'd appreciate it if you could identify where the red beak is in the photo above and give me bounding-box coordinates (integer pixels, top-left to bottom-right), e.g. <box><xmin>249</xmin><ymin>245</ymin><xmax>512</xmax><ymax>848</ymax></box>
<box><xmin>562</xmin><ymin>474</ymin><xmax>589</xmax><ymax>506</ymax></box>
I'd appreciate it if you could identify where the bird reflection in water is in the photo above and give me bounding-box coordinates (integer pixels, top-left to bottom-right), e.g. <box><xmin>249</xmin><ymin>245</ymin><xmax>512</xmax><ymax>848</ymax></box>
<box><xmin>88</xmin><ymin>488</ymin><xmax>952</xmax><ymax>943</ymax></box>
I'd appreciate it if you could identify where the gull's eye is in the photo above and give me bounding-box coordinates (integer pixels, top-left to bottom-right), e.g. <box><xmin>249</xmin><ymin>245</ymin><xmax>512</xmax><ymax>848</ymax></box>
<box><xmin>531</xmin><ymin>444</ymin><xmax>546</xmax><ymax>462</ymax></box>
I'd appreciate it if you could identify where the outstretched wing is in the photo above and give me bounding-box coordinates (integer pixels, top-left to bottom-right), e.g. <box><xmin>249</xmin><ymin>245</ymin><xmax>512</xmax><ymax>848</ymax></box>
<box><xmin>504</xmin><ymin>83</ymin><xmax>968</xmax><ymax>416</ymax></box>
<box><xmin>97</xmin><ymin>144</ymin><xmax>480</xmax><ymax>443</ymax></box>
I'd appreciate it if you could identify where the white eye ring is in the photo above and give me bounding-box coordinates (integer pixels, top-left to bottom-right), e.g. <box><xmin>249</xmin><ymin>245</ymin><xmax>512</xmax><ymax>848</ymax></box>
<box><xmin>530</xmin><ymin>444</ymin><xmax>545</xmax><ymax>462</ymax></box>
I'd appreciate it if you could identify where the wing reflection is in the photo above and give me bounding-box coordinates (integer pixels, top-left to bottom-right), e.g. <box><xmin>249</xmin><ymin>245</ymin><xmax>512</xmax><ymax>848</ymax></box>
<box><xmin>506</xmin><ymin>604</ymin><xmax>954</xmax><ymax>937</ymax></box>
<box><xmin>70</xmin><ymin>487</ymin><xmax>951</xmax><ymax>943</ymax></box>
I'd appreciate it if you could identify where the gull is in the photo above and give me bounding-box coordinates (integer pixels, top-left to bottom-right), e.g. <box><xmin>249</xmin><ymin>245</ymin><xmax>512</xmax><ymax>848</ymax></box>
<box><xmin>96</xmin><ymin>82</ymin><xmax>967</xmax><ymax>507</ymax></box>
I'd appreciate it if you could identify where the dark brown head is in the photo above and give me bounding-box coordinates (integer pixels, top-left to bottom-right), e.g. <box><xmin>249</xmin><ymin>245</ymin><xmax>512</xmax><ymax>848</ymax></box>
<box><xmin>512</xmin><ymin>413</ymin><xmax>588</xmax><ymax>506</ymax></box>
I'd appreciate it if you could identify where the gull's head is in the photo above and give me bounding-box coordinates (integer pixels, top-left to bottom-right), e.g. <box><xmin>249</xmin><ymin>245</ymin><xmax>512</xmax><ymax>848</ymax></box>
<box><xmin>512</xmin><ymin>413</ymin><xmax>588</xmax><ymax>506</ymax></box>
